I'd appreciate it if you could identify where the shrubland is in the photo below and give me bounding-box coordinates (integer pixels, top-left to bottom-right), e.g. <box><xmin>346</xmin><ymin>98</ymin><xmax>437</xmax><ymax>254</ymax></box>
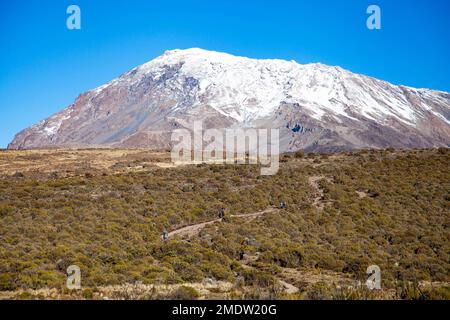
<box><xmin>0</xmin><ymin>148</ymin><xmax>448</xmax><ymax>299</ymax></box>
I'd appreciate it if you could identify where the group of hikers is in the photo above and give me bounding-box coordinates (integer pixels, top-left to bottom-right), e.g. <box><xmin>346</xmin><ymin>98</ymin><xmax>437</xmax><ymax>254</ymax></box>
<box><xmin>161</xmin><ymin>202</ymin><xmax>287</xmax><ymax>241</ymax></box>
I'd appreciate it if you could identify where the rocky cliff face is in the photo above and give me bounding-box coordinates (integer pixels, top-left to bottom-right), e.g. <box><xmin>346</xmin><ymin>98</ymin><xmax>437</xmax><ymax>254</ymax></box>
<box><xmin>8</xmin><ymin>48</ymin><xmax>450</xmax><ymax>152</ymax></box>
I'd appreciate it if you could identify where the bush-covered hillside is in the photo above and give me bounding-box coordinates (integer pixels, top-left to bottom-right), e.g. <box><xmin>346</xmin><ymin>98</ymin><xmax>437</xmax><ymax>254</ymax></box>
<box><xmin>0</xmin><ymin>148</ymin><xmax>448</xmax><ymax>299</ymax></box>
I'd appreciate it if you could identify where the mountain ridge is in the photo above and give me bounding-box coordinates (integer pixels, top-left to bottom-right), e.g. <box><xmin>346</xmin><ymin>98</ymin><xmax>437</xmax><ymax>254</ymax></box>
<box><xmin>8</xmin><ymin>48</ymin><xmax>450</xmax><ymax>151</ymax></box>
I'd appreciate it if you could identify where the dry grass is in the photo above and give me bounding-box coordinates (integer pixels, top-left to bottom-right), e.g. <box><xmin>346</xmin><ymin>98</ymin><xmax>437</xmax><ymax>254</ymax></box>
<box><xmin>0</xmin><ymin>149</ymin><xmax>170</xmax><ymax>177</ymax></box>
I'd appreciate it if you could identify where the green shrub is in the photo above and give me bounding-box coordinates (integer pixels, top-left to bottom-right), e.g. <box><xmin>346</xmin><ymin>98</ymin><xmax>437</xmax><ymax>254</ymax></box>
<box><xmin>169</xmin><ymin>286</ymin><xmax>200</xmax><ymax>300</ymax></box>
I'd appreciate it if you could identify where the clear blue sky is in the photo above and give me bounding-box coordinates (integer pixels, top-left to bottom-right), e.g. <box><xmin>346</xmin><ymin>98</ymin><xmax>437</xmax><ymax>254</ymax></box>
<box><xmin>1</xmin><ymin>0</ymin><xmax>449</xmax><ymax>148</ymax></box>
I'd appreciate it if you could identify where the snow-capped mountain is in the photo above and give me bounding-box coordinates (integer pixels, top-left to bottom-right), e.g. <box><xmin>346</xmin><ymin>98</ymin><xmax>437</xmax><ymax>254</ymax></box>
<box><xmin>8</xmin><ymin>48</ymin><xmax>450</xmax><ymax>152</ymax></box>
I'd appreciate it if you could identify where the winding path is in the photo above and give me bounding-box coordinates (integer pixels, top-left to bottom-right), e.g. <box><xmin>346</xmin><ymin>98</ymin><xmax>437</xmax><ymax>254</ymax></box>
<box><xmin>308</xmin><ymin>175</ymin><xmax>329</xmax><ymax>210</ymax></box>
<box><xmin>168</xmin><ymin>174</ymin><xmax>331</xmax><ymax>240</ymax></box>
<box><xmin>308</xmin><ymin>176</ymin><xmax>332</xmax><ymax>211</ymax></box>
<box><xmin>167</xmin><ymin>208</ymin><xmax>278</xmax><ymax>239</ymax></box>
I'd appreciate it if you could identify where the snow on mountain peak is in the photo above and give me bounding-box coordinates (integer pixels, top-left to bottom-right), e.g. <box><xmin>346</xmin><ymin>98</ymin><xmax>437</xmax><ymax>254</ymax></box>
<box><xmin>80</xmin><ymin>48</ymin><xmax>447</xmax><ymax>126</ymax></box>
<box><xmin>8</xmin><ymin>48</ymin><xmax>450</xmax><ymax>151</ymax></box>
<box><xmin>131</xmin><ymin>48</ymin><xmax>420</xmax><ymax>124</ymax></box>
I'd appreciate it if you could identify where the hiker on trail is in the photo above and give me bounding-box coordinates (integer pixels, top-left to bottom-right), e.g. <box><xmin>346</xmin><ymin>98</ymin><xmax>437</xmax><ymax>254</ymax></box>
<box><xmin>239</xmin><ymin>250</ymin><xmax>245</xmax><ymax>260</ymax></box>
<box><xmin>279</xmin><ymin>202</ymin><xmax>287</xmax><ymax>209</ymax></box>
<box><xmin>218</xmin><ymin>208</ymin><xmax>225</xmax><ymax>219</ymax></box>
<box><xmin>161</xmin><ymin>230</ymin><xmax>169</xmax><ymax>241</ymax></box>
